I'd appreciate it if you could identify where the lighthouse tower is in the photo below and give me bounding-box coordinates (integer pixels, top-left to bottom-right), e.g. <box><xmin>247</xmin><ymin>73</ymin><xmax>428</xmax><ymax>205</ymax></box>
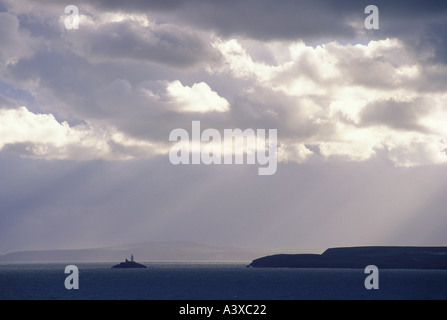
<box><xmin>131</xmin><ymin>255</ymin><xmax>134</xmax><ymax>262</ymax></box>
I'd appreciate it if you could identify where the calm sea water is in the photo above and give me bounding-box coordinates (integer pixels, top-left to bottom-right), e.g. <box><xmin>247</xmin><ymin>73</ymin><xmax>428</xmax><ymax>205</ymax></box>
<box><xmin>0</xmin><ymin>263</ymin><xmax>446</xmax><ymax>300</ymax></box>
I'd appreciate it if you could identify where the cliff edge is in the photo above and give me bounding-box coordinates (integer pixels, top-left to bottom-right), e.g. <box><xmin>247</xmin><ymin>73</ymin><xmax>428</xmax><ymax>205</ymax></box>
<box><xmin>247</xmin><ymin>246</ymin><xmax>447</xmax><ymax>269</ymax></box>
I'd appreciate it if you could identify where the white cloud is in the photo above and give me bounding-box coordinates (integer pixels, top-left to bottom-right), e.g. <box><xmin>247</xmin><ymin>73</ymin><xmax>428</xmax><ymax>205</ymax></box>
<box><xmin>166</xmin><ymin>80</ymin><xmax>230</xmax><ymax>113</ymax></box>
<box><xmin>213</xmin><ymin>38</ymin><xmax>447</xmax><ymax>167</ymax></box>
<box><xmin>213</xmin><ymin>39</ymin><xmax>288</xmax><ymax>83</ymax></box>
<box><xmin>0</xmin><ymin>107</ymin><xmax>165</xmax><ymax>160</ymax></box>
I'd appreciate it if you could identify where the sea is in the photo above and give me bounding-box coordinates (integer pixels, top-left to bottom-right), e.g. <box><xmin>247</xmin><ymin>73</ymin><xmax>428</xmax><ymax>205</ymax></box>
<box><xmin>0</xmin><ymin>262</ymin><xmax>446</xmax><ymax>300</ymax></box>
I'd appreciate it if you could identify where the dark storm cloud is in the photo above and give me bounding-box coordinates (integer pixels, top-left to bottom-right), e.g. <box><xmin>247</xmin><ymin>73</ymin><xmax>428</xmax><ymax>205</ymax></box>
<box><xmin>83</xmin><ymin>0</ymin><xmax>447</xmax><ymax>41</ymax></box>
<box><xmin>69</xmin><ymin>0</ymin><xmax>447</xmax><ymax>67</ymax></box>
<box><xmin>76</xmin><ymin>18</ymin><xmax>221</xmax><ymax>68</ymax></box>
<box><xmin>5</xmin><ymin>0</ymin><xmax>447</xmax><ymax>43</ymax></box>
<box><xmin>87</xmin><ymin>0</ymin><xmax>359</xmax><ymax>40</ymax></box>
<box><xmin>1</xmin><ymin>0</ymin><xmax>222</xmax><ymax>69</ymax></box>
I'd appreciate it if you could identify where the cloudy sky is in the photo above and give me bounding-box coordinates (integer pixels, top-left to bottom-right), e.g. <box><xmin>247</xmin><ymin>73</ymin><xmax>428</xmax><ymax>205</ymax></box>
<box><xmin>1</xmin><ymin>0</ymin><xmax>447</xmax><ymax>255</ymax></box>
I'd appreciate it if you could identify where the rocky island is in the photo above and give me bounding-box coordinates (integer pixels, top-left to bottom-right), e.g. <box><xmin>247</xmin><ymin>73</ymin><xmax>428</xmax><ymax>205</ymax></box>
<box><xmin>112</xmin><ymin>255</ymin><xmax>147</xmax><ymax>269</ymax></box>
<box><xmin>247</xmin><ymin>246</ymin><xmax>447</xmax><ymax>269</ymax></box>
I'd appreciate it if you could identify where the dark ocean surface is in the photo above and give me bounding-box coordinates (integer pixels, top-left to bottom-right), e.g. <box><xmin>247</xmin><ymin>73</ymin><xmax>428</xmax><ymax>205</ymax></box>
<box><xmin>1</xmin><ymin>263</ymin><xmax>446</xmax><ymax>300</ymax></box>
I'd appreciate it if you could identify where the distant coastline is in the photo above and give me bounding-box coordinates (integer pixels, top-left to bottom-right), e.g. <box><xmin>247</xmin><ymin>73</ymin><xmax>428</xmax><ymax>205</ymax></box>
<box><xmin>248</xmin><ymin>246</ymin><xmax>447</xmax><ymax>270</ymax></box>
<box><xmin>0</xmin><ymin>241</ymin><xmax>289</xmax><ymax>263</ymax></box>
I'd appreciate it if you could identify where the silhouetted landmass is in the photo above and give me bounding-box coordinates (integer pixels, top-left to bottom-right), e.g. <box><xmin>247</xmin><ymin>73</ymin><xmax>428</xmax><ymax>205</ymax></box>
<box><xmin>112</xmin><ymin>256</ymin><xmax>147</xmax><ymax>269</ymax></box>
<box><xmin>248</xmin><ymin>246</ymin><xmax>447</xmax><ymax>269</ymax></box>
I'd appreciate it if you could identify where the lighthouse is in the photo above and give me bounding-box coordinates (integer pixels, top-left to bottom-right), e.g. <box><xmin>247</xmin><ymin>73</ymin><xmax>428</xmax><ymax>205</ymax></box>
<box><xmin>111</xmin><ymin>254</ymin><xmax>147</xmax><ymax>268</ymax></box>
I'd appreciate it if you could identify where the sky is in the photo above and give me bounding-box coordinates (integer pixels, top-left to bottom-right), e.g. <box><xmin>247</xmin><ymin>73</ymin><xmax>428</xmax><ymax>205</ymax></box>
<box><xmin>0</xmin><ymin>0</ymin><xmax>447</xmax><ymax>255</ymax></box>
